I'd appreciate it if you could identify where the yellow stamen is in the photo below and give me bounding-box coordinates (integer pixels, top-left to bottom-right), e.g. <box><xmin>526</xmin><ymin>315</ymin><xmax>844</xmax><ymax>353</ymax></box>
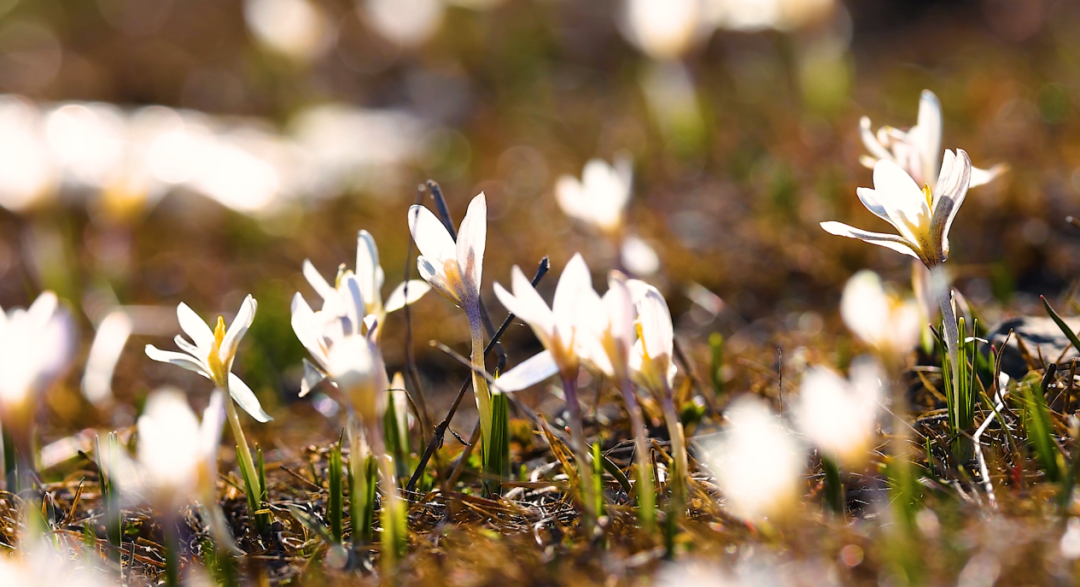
<box><xmin>922</xmin><ymin>185</ymin><xmax>933</xmax><ymax>211</ymax></box>
<box><xmin>208</xmin><ymin>316</ymin><xmax>226</xmax><ymax>386</ymax></box>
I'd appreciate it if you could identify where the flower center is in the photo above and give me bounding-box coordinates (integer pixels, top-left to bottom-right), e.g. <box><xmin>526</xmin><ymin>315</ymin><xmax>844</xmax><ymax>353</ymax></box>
<box><xmin>207</xmin><ymin>315</ymin><xmax>227</xmax><ymax>387</ymax></box>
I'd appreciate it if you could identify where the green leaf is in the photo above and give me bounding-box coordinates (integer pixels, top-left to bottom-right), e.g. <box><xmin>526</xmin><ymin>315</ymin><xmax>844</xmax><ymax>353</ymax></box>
<box><xmin>1021</xmin><ymin>375</ymin><xmax>1063</xmax><ymax>483</ymax></box>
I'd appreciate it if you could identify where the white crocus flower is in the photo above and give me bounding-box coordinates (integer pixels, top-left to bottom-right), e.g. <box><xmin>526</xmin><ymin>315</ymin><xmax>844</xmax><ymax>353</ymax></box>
<box><xmin>136</xmin><ymin>389</ymin><xmax>225</xmax><ymax>511</ymax></box>
<box><xmin>620</xmin><ymin>0</ymin><xmax>704</xmax><ymax>60</ymax></box>
<box><xmin>860</xmin><ymin>90</ymin><xmax>1005</xmax><ymax>190</ymax></box>
<box><xmin>626</xmin><ymin>280</ymin><xmax>677</xmax><ymax>393</ymax></box>
<box><xmin>408</xmin><ymin>192</ymin><xmax>486</xmax><ymax>315</ymax></box>
<box><xmin>793</xmin><ymin>360</ymin><xmax>883</xmax><ymax>467</ymax></box>
<box><xmin>704</xmin><ymin>396</ymin><xmax>805</xmax><ymax>520</ymax></box>
<box><xmin>493</xmin><ymin>253</ymin><xmax>593</xmax><ymax>392</ymax></box>
<box><xmin>355</xmin><ymin>229</ymin><xmax>431</xmax><ymax>322</ymax></box>
<box><xmin>840</xmin><ymin>271</ymin><xmax>922</xmax><ymax>360</ymax></box>
<box><xmin>820</xmin><ymin>149</ymin><xmax>972</xmax><ymax>268</ymax></box>
<box><xmin>0</xmin><ymin>291</ymin><xmax>74</xmax><ymax>410</ymax></box>
<box><xmin>579</xmin><ymin>273</ymin><xmax>637</xmax><ymax>383</ymax></box>
<box><xmin>144</xmin><ymin>295</ymin><xmax>271</xmax><ymax>422</ymax></box>
<box><xmin>555</xmin><ymin>158</ymin><xmax>632</xmax><ymax>235</ymax></box>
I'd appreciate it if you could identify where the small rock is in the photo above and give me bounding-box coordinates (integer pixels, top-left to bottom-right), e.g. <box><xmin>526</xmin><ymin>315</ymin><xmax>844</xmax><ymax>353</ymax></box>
<box><xmin>986</xmin><ymin>316</ymin><xmax>1080</xmax><ymax>377</ymax></box>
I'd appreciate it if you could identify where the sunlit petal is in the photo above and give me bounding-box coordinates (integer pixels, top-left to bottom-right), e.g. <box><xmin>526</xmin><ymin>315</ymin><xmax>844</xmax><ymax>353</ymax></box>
<box><xmin>384</xmin><ymin>280</ymin><xmax>431</xmax><ymax>313</ymax></box>
<box><xmin>227</xmin><ymin>372</ymin><xmax>273</xmax><ymax>422</ymax></box>
<box><xmin>456</xmin><ymin>192</ymin><xmax>487</xmax><ymax>304</ymax></box>
<box><xmin>494</xmin><ymin>350</ymin><xmax>560</xmax><ymax>392</ymax></box>
<box><xmin>145</xmin><ymin>344</ymin><xmax>208</xmax><ymax>376</ymax></box>
<box><xmin>177</xmin><ymin>302</ymin><xmax>214</xmax><ymax>352</ymax></box>
<box><xmin>408</xmin><ymin>204</ymin><xmax>457</xmax><ymax>265</ymax></box>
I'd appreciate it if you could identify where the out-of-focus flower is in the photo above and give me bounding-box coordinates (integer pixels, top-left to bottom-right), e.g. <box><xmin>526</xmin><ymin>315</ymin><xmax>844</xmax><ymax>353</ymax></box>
<box><xmin>493</xmin><ymin>253</ymin><xmax>593</xmax><ymax>391</ymax></box>
<box><xmin>704</xmin><ymin>396</ymin><xmax>805</xmax><ymax>520</ymax></box>
<box><xmin>291</xmin><ymin>232</ymin><xmax>410</xmax><ymax>397</ymax></box>
<box><xmin>144</xmin><ymin>295</ymin><xmax>271</xmax><ymax>422</ymax></box>
<box><xmin>859</xmin><ymin>90</ymin><xmax>1005</xmax><ymax>190</ymax></box>
<box><xmin>244</xmin><ymin>0</ymin><xmax>332</xmax><ymax>63</ymax></box>
<box><xmin>840</xmin><ymin>270</ymin><xmax>921</xmax><ymax>359</ymax></box>
<box><xmin>408</xmin><ymin>192</ymin><xmax>486</xmax><ymax>312</ymax></box>
<box><xmin>0</xmin><ymin>95</ymin><xmax>55</xmax><ymax>211</ymax></box>
<box><xmin>136</xmin><ymin>389</ymin><xmax>225</xmax><ymax>512</ymax></box>
<box><xmin>793</xmin><ymin>360</ymin><xmax>883</xmax><ymax>466</ymax></box>
<box><xmin>326</xmin><ymin>333</ymin><xmax>381</xmax><ymax>423</ymax></box>
<box><xmin>705</xmin><ymin>0</ymin><xmax>836</xmax><ymax>32</ymax></box>
<box><xmin>621</xmin><ymin>234</ymin><xmax>660</xmax><ymax>276</ymax></box>
<box><xmin>620</xmin><ymin>0</ymin><xmax>705</xmax><ymax>60</ymax></box>
<box><xmin>555</xmin><ymin>158</ymin><xmax>632</xmax><ymax>235</ymax></box>
<box><xmin>820</xmin><ymin>150</ymin><xmax>972</xmax><ymax>268</ymax></box>
<box><xmin>82</xmin><ymin>309</ymin><xmax>133</xmax><ymax>406</ymax></box>
<box><xmin>362</xmin><ymin>0</ymin><xmax>443</xmax><ymax>47</ymax></box>
<box><xmin>0</xmin><ymin>291</ymin><xmax>73</xmax><ymax>410</ymax></box>
<box><xmin>0</xmin><ymin>536</ymin><xmax>111</xmax><ymax>586</ymax></box>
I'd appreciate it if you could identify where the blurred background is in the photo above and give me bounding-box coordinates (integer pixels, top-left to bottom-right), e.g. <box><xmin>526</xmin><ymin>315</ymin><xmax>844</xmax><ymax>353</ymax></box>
<box><xmin>0</xmin><ymin>0</ymin><xmax>1076</xmax><ymax>439</ymax></box>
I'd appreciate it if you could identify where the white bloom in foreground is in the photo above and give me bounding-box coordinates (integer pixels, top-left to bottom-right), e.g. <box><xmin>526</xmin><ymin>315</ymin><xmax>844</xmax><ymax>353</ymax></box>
<box><xmin>326</xmin><ymin>333</ymin><xmax>383</xmax><ymax>423</ymax></box>
<box><xmin>0</xmin><ymin>536</ymin><xmax>111</xmax><ymax>586</ymax></box>
<box><xmin>820</xmin><ymin>150</ymin><xmax>972</xmax><ymax>267</ymax></box>
<box><xmin>145</xmin><ymin>295</ymin><xmax>271</xmax><ymax>422</ymax></box>
<box><xmin>704</xmin><ymin>396</ymin><xmax>805</xmax><ymax>520</ymax></box>
<box><xmin>793</xmin><ymin>360</ymin><xmax>883</xmax><ymax>466</ymax></box>
<box><xmin>493</xmin><ymin>253</ymin><xmax>593</xmax><ymax>391</ymax></box>
<box><xmin>408</xmin><ymin>192</ymin><xmax>487</xmax><ymax>313</ymax></box>
<box><xmin>244</xmin><ymin>0</ymin><xmax>331</xmax><ymax>63</ymax></box>
<box><xmin>555</xmin><ymin>158</ymin><xmax>632</xmax><ymax>234</ymax></box>
<box><xmin>0</xmin><ymin>291</ymin><xmax>74</xmax><ymax>408</ymax></box>
<box><xmin>292</xmin><ymin>269</ymin><xmax>372</xmax><ymax>396</ymax></box>
<box><xmin>136</xmin><ymin>389</ymin><xmax>225</xmax><ymax>510</ymax></box>
<box><xmin>840</xmin><ymin>270</ymin><xmax>921</xmax><ymax>358</ymax></box>
<box><xmin>860</xmin><ymin>90</ymin><xmax>1004</xmax><ymax>190</ymax></box>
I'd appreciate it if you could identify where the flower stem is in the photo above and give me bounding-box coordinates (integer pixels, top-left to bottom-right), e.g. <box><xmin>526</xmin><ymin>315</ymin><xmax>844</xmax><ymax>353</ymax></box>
<box><xmin>224</xmin><ymin>395</ymin><xmax>264</xmax><ymax>530</ymax></box>
<box><xmin>164</xmin><ymin>514</ymin><xmax>180</xmax><ymax>587</ymax></box>
<box><xmin>822</xmin><ymin>456</ymin><xmax>844</xmax><ymax>515</ymax></box>
<box><xmin>659</xmin><ymin>388</ymin><xmax>688</xmax><ymax>506</ymax></box>
<box><xmin>619</xmin><ymin>376</ymin><xmax>655</xmax><ymax>532</ymax></box>
<box><xmin>561</xmin><ymin>372</ymin><xmax>596</xmax><ymax>534</ymax></box>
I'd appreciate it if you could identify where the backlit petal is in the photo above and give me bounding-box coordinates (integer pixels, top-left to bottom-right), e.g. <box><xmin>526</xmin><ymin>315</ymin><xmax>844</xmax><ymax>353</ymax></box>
<box><xmin>177</xmin><ymin>302</ymin><xmax>214</xmax><ymax>352</ymax></box>
<box><xmin>456</xmin><ymin>193</ymin><xmax>487</xmax><ymax>304</ymax></box>
<box><xmin>494</xmin><ymin>350</ymin><xmax>560</xmax><ymax>392</ymax></box>
<box><xmin>408</xmin><ymin>204</ymin><xmax>457</xmax><ymax>265</ymax></box>
<box><xmin>228</xmin><ymin>372</ymin><xmax>273</xmax><ymax>422</ymax></box>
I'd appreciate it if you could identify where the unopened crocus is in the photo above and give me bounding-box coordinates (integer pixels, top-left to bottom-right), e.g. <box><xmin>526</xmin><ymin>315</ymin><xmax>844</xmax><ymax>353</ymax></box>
<box><xmin>0</xmin><ymin>291</ymin><xmax>74</xmax><ymax>491</ymax></box>
<box><xmin>577</xmin><ymin>272</ymin><xmax>656</xmax><ymax>529</ymax></box>
<box><xmin>860</xmin><ymin>90</ymin><xmax>1005</xmax><ymax>190</ymax></box>
<box><xmin>793</xmin><ymin>360</ymin><xmax>883</xmax><ymax>467</ymax></box>
<box><xmin>704</xmin><ymin>396</ymin><xmax>804</xmax><ymax>520</ymax></box>
<box><xmin>625</xmin><ymin>280</ymin><xmax>689</xmax><ymax>502</ymax></box>
<box><xmin>408</xmin><ymin>193</ymin><xmax>507</xmax><ymax>488</ymax></box>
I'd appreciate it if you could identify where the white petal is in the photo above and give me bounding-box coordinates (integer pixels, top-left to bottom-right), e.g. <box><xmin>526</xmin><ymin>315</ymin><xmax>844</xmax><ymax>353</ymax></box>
<box><xmin>500</xmin><ymin>265</ymin><xmax>556</xmax><ymax>338</ymax></box>
<box><xmin>417</xmin><ymin>256</ymin><xmax>460</xmax><ymax>304</ymax></box>
<box><xmin>604</xmin><ymin>274</ymin><xmax>636</xmax><ymax>356</ymax></box>
<box><xmin>870</xmin><ymin>159</ymin><xmax>928</xmax><ymax>244</ymax></box>
<box><xmin>930</xmin><ymin>149</ymin><xmax>972</xmax><ymax>260</ymax></box>
<box><xmin>177</xmin><ymin>302</ymin><xmax>214</xmax><ymax>352</ymax></box>
<box><xmin>339</xmin><ymin>274</ymin><xmax>366</xmax><ymax>336</ymax></box>
<box><xmin>456</xmin><ymin>192</ymin><xmax>487</xmax><ymax>303</ymax></box>
<box><xmin>227</xmin><ymin>372</ymin><xmax>273</xmax><ymax>422</ymax></box>
<box><xmin>384</xmin><ymin>280</ymin><xmax>431</xmax><ymax>313</ymax></box>
<box><xmin>356</xmin><ymin>230</ymin><xmax>381</xmax><ymax>305</ymax></box>
<box><xmin>220</xmin><ymin>295</ymin><xmax>257</xmax><ymax>367</ymax></box>
<box><xmin>302</xmin><ymin>259</ymin><xmax>339</xmax><ymax>305</ymax></box>
<box><xmin>969</xmin><ymin>162</ymin><xmax>1006</xmax><ymax>189</ymax></box>
<box><xmin>26</xmin><ymin>291</ymin><xmax>58</xmax><ymax>327</ymax></box>
<box><xmin>914</xmin><ymin>89</ymin><xmax>943</xmax><ymax>184</ymax></box>
<box><xmin>200</xmin><ymin>389</ymin><xmax>226</xmax><ymax>462</ymax></box>
<box><xmin>290</xmin><ymin>293</ymin><xmax>329</xmax><ymax>369</ymax></box>
<box><xmin>408</xmin><ymin>204</ymin><xmax>457</xmax><ymax>266</ymax></box>
<box><xmin>552</xmin><ymin>253</ymin><xmax>591</xmax><ymax>345</ymax></box>
<box><xmin>145</xmin><ymin>344</ymin><xmax>209</xmax><ymax>376</ymax></box>
<box><xmin>859</xmin><ymin>116</ymin><xmax>895</xmax><ymax>164</ymax></box>
<box><xmin>174</xmin><ymin>334</ymin><xmax>200</xmax><ymax>357</ymax></box>
<box><xmin>638</xmin><ymin>287</ymin><xmax>674</xmax><ymax>363</ymax></box>
<box><xmin>819</xmin><ymin>221</ymin><xmax>921</xmax><ymax>260</ymax></box>
<box><xmin>554</xmin><ymin>174</ymin><xmax>591</xmax><ymax>222</ymax></box>
<box><xmin>494</xmin><ymin>350</ymin><xmax>560</xmax><ymax>392</ymax></box>
<box><xmin>299</xmin><ymin>358</ymin><xmax>327</xmax><ymax>397</ymax></box>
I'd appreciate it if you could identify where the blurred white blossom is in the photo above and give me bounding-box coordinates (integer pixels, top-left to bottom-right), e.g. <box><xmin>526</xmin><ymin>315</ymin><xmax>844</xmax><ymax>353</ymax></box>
<box><xmin>244</xmin><ymin>0</ymin><xmax>332</xmax><ymax>63</ymax></box>
<box><xmin>555</xmin><ymin>158</ymin><xmax>632</xmax><ymax>235</ymax></box>
<box><xmin>620</xmin><ymin>0</ymin><xmax>705</xmax><ymax>60</ymax></box>
<box><xmin>705</xmin><ymin>0</ymin><xmax>836</xmax><ymax>32</ymax></box>
<box><xmin>840</xmin><ymin>270</ymin><xmax>921</xmax><ymax>358</ymax></box>
<box><xmin>793</xmin><ymin>360</ymin><xmax>883</xmax><ymax>466</ymax></box>
<box><xmin>704</xmin><ymin>396</ymin><xmax>805</xmax><ymax>520</ymax></box>
<box><xmin>860</xmin><ymin>90</ymin><xmax>1005</xmax><ymax>190</ymax></box>
<box><xmin>0</xmin><ymin>291</ymin><xmax>73</xmax><ymax>409</ymax></box>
